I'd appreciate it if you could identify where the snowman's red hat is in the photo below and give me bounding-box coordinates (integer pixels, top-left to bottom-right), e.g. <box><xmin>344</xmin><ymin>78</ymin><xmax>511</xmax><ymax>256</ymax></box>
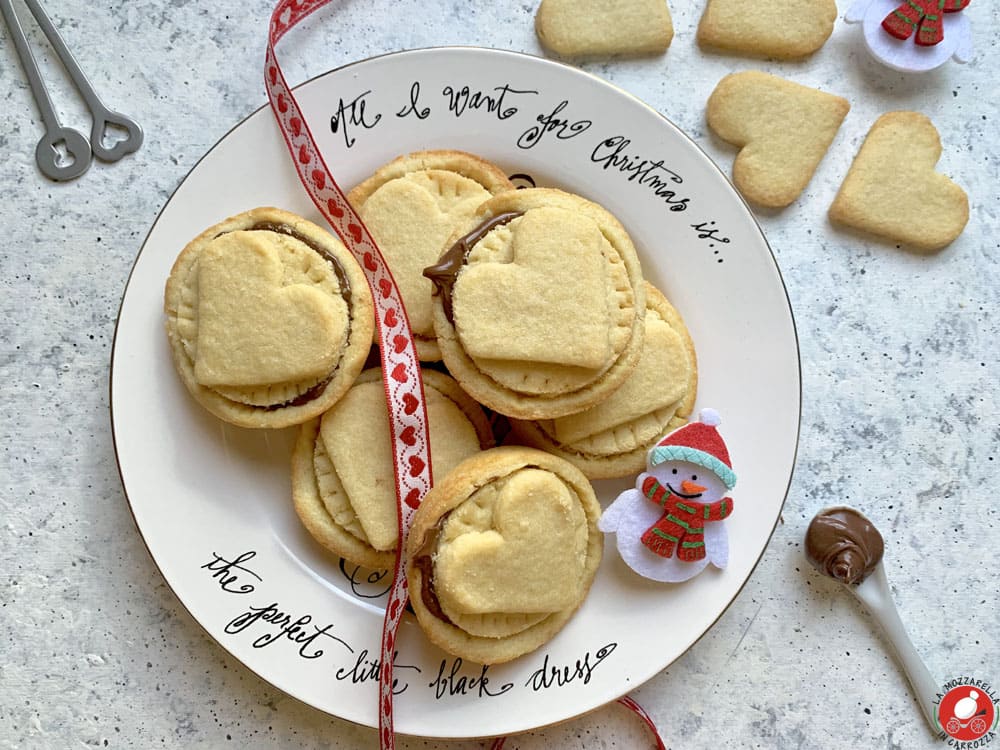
<box><xmin>648</xmin><ymin>408</ymin><xmax>737</xmax><ymax>489</ymax></box>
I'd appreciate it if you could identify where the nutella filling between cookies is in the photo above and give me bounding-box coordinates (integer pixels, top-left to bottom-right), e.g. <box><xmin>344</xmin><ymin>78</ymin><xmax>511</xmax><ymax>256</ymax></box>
<box><xmin>413</xmin><ymin>514</ymin><xmax>454</xmax><ymax>626</ymax></box>
<box><xmin>423</xmin><ymin>211</ymin><xmax>523</xmax><ymax>323</ymax></box>
<box><xmin>214</xmin><ymin>222</ymin><xmax>354</xmax><ymax>411</ymax></box>
<box><xmin>805</xmin><ymin>506</ymin><xmax>884</xmax><ymax>584</ymax></box>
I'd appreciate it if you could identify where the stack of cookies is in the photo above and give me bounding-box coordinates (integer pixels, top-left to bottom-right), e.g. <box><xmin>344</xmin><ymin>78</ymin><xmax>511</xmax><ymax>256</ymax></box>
<box><xmin>162</xmin><ymin>150</ymin><xmax>698</xmax><ymax>664</ymax></box>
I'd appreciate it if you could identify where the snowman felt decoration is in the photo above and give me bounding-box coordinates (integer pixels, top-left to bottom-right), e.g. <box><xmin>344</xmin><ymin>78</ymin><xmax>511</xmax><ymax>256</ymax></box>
<box><xmin>845</xmin><ymin>0</ymin><xmax>973</xmax><ymax>73</ymax></box>
<box><xmin>599</xmin><ymin>408</ymin><xmax>737</xmax><ymax>583</ymax></box>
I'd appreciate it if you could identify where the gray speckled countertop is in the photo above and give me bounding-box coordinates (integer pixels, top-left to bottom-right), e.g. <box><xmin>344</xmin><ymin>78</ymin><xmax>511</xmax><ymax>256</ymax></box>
<box><xmin>1</xmin><ymin>1</ymin><xmax>998</xmax><ymax>748</ymax></box>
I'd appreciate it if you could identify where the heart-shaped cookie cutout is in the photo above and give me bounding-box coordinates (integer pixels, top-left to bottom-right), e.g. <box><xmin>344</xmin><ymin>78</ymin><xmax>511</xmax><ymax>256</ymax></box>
<box><xmin>453</xmin><ymin>207</ymin><xmax>613</xmax><ymax>369</ymax></box>
<box><xmin>697</xmin><ymin>0</ymin><xmax>837</xmax><ymax>58</ymax></box>
<box><xmin>194</xmin><ymin>231</ymin><xmax>346</xmax><ymax>387</ymax></box>
<box><xmin>358</xmin><ymin>171</ymin><xmax>492</xmax><ymax>340</ymax></box>
<box><xmin>707</xmin><ymin>71</ymin><xmax>849</xmax><ymax>208</ymax></box>
<box><xmin>551</xmin><ymin>310</ymin><xmax>691</xmax><ymax>443</ymax></box>
<box><xmin>320</xmin><ymin>380</ymin><xmax>481</xmax><ymax>551</ymax></box>
<box><xmin>434</xmin><ymin>468</ymin><xmax>588</xmax><ymax>614</ymax></box>
<box><xmin>535</xmin><ymin>0</ymin><xmax>673</xmax><ymax>58</ymax></box>
<box><xmin>829</xmin><ymin>111</ymin><xmax>969</xmax><ymax>251</ymax></box>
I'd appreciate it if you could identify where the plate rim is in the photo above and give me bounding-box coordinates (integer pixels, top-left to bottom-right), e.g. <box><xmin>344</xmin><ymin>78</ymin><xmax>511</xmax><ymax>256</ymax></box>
<box><xmin>109</xmin><ymin>44</ymin><xmax>802</xmax><ymax>738</ymax></box>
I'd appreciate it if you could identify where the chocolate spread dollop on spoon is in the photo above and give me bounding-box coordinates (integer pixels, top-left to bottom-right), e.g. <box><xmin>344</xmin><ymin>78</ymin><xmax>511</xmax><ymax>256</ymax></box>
<box><xmin>804</xmin><ymin>506</ymin><xmax>940</xmax><ymax>732</ymax></box>
<box><xmin>804</xmin><ymin>506</ymin><xmax>884</xmax><ymax>584</ymax></box>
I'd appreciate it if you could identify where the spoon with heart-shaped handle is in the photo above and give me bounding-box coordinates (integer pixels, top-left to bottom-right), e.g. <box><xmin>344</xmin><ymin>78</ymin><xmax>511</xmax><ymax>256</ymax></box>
<box><xmin>0</xmin><ymin>0</ymin><xmax>92</xmax><ymax>180</ymax></box>
<box><xmin>20</xmin><ymin>0</ymin><xmax>143</xmax><ymax>163</ymax></box>
<box><xmin>805</xmin><ymin>507</ymin><xmax>940</xmax><ymax>732</ymax></box>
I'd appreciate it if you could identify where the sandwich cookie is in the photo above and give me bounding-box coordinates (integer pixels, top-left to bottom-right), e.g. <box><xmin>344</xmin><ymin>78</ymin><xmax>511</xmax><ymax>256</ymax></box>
<box><xmin>406</xmin><ymin>446</ymin><xmax>603</xmax><ymax>664</ymax></box>
<box><xmin>425</xmin><ymin>188</ymin><xmax>646</xmax><ymax>420</ymax></box>
<box><xmin>164</xmin><ymin>207</ymin><xmax>374</xmax><ymax>429</ymax></box>
<box><xmin>291</xmin><ymin>369</ymin><xmax>494</xmax><ymax>570</ymax></box>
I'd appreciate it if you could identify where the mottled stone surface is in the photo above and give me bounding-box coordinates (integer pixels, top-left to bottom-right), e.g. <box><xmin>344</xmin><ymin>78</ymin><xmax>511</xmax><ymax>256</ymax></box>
<box><xmin>1</xmin><ymin>1</ymin><xmax>998</xmax><ymax>749</ymax></box>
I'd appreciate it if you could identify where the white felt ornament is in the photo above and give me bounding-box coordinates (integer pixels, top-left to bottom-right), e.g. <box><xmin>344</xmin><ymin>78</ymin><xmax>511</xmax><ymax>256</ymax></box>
<box><xmin>599</xmin><ymin>408</ymin><xmax>738</xmax><ymax>583</ymax></box>
<box><xmin>845</xmin><ymin>0</ymin><xmax>973</xmax><ymax>73</ymax></box>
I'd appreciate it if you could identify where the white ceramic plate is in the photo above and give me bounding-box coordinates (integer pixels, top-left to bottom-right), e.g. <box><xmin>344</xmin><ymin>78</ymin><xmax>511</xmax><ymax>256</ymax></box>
<box><xmin>111</xmin><ymin>47</ymin><xmax>800</xmax><ymax>739</ymax></box>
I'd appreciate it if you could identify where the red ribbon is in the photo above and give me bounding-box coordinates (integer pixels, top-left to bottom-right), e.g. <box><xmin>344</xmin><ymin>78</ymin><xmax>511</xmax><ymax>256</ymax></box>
<box><xmin>263</xmin><ymin>3</ymin><xmax>667</xmax><ymax>748</ymax></box>
<box><xmin>265</xmin><ymin>2</ymin><xmax>431</xmax><ymax>746</ymax></box>
<box><xmin>488</xmin><ymin>698</ymin><xmax>667</xmax><ymax>749</ymax></box>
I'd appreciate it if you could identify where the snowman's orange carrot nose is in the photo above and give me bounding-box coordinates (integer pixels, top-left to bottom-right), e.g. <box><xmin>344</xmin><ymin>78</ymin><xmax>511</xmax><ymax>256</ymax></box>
<box><xmin>681</xmin><ymin>479</ymin><xmax>706</xmax><ymax>495</ymax></box>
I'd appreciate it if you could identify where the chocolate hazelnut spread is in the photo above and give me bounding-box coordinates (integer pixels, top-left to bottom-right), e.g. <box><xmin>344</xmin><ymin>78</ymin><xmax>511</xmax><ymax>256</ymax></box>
<box><xmin>805</xmin><ymin>506</ymin><xmax>884</xmax><ymax>584</ymax></box>
<box><xmin>413</xmin><ymin>555</ymin><xmax>452</xmax><ymax>625</ymax></box>
<box><xmin>423</xmin><ymin>211</ymin><xmax>523</xmax><ymax>323</ymax></box>
<box><xmin>263</xmin><ymin>376</ymin><xmax>332</xmax><ymax>411</ymax></box>
<box><xmin>412</xmin><ymin>514</ymin><xmax>453</xmax><ymax>626</ymax></box>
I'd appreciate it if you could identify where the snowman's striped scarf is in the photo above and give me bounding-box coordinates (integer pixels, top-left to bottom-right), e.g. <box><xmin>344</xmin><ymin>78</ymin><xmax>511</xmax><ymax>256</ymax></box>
<box><xmin>882</xmin><ymin>0</ymin><xmax>971</xmax><ymax>46</ymax></box>
<box><xmin>639</xmin><ymin>476</ymin><xmax>733</xmax><ymax>561</ymax></box>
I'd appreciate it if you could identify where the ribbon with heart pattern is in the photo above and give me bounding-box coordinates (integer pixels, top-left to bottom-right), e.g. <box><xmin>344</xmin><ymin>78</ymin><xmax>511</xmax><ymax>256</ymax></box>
<box><xmin>264</xmin><ymin>2</ymin><xmax>667</xmax><ymax>748</ymax></box>
<box><xmin>265</xmin><ymin>1</ymin><xmax>430</xmax><ymax>747</ymax></box>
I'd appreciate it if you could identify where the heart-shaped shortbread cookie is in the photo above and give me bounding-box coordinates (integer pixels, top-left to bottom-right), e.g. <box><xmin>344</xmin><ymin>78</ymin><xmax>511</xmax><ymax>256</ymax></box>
<box><xmin>430</xmin><ymin>188</ymin><xmax>645</xmax><ymax>421</ymax></box>
<box><xmin>319</xmin><ymin>379</ymin><xmax>483</xmax><ymax>551</ymax></box>
<box><xmin>358</xmin><ymin>171</ymin><xmax>492</xmax><ymax>341</ymax></box>
<box><xmin>698</xmin><ymin>0</ymin><xmax>836</xmax><ymax>58</ymax></box>
<box><xmin>453</xmin><ymin>207</ymin><xmax>613</xmax><ymax>369</ymax></box>
<box><xmin>829</xmin><ymin>111</ymin><xmax>969</xmax><ymax>251</ymax></box>
<box><xmin>535</xmin><ymin>0</ymin><xmax>673</xmax><ymax>58</ymax></box>
<box><xmin>405</xmin><ymin>446</ymin><xmax>603</xmax><ymax>663</ymax></box>
<box><xmin>707</xmin><ymin>71</ymin><xmax>849</xmax><ymax>208</ymax></box>
<box><xmin>507</xmin><ymin>283</ymin><xmax>697</xmax><ymax>480</ymax></box>
<box><xmin>165</xmin><ymin>207</ymin><xmax>375</xmax><ymax>429</ymax></box>
<box><xmin>551</xmin><ymin>308</ymin><xmax>690</xmax><ymax>444</ymax></box>
<box><xmin>291</xmin><ymin>370</ymin><xmax>491</xmax><ymax>570</ymax></box>
<box><xmin>194</xmin><ymin>231</ymin><xmax>347</xmax><ymax>387</ymax></box>
<box><xmin>434</xmin><ymin>468</ymin><xmax>588</xmax><ymax>614</ymax></box>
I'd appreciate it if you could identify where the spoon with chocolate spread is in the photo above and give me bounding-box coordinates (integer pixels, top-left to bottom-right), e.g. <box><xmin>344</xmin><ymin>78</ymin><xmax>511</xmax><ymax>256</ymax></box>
<box><xmin>805</xmin><ymin>506</ymin><xmax>940</xmax><ymax>731</ymax></box>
